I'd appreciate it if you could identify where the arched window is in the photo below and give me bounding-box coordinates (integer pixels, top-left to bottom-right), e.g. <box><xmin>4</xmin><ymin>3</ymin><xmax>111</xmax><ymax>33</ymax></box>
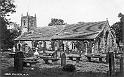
<box><xmin>24</xmin><ymin>20</ymin><xmax>26</xmax><ymax>25</ymax></box>
<box><xmin>105</xmin><ymin>31</ymin><xmax>109</xmax><ymax>41</ymax></box>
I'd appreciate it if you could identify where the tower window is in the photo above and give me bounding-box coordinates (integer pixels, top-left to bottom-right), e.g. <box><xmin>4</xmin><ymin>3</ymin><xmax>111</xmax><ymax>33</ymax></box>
<box><xmin>24</xmin><ymin>20</ymin><xmax>26</xmax><ymax>25</ymax></box>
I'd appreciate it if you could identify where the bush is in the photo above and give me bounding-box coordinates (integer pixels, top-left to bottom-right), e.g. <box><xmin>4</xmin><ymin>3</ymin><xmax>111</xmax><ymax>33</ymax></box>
<box><xmin>62</xmin><ymin>64</ymin><xmax>76</xmax><ymax>72</ymax></box>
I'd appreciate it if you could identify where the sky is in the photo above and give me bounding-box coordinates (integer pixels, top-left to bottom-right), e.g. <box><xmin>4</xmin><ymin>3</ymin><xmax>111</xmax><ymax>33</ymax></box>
<box><xmin>10</xmin><ymin>0</ymin><xmax>124</xmax><ymax>27</ymax></box>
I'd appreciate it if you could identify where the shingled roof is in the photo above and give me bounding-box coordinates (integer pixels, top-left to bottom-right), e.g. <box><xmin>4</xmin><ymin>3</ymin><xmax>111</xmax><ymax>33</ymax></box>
<box><xmin>51</xmin><ymin>21</ymin><xmax>109</xmax><ymax>40</ymax></box>
<box><xmin>14</xmin><ymin>26</ymin><xmax>62</xmax><ymax>41</ymax></box>
<box><xmin>15</xmin><ymin>21</ymin><xmax>109</xmax><ymax>41</ymax></box>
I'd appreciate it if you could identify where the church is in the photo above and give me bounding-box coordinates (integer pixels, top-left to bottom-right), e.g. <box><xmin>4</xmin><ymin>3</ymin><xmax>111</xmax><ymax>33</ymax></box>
<box><xmin>51</xmin><ymin>20</ymin><xmax>118</xmax><ymax>55</ymax></box>
<box><xmin>15</xmin><ymin>13</ymin><xmax>64</xmax><ymax>53</ymax></box>
<box><xmin>15</xmin><ymin>13</ymin><xmax>118</xmax><ymax>56</ymax></box>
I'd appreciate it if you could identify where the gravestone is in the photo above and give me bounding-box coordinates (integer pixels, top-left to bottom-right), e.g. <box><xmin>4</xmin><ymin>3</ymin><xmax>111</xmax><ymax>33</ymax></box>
<box><xmin>61</xmin><ymin>52</ymin><xmax>66</xmax><ymax>66</ymax></box>
<box><xmin>61</xmin><ymin>44</ymin><xmax>66</xmax><ymax>66</ymax></box>
<box><xmin>14</xmin><ymin>51</ymin><xmax>24</xmax><ymax>71</ymax></box>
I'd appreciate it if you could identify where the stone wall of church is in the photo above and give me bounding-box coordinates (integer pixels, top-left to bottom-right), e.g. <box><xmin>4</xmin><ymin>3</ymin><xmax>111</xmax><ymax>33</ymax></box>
<box><xmin>93</xmin><ymin>30</ymin><xmax>117</xmax><ymax>54</ymax></box>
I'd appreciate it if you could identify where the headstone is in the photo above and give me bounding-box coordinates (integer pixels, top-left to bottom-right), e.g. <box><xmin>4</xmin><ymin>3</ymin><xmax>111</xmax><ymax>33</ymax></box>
<box><xmin>61</xmin><ymin>44</ymin><xmax>66</xmax><ymax>66</ymax></box>
<box><xmin>14</xmin><ymin>51</ymin><xmax>24</xmax><ymax>71</ymax></box>
<box><xmin>61</xmin><ymin>52</ymin><xmax>66</xmax><ymax>66</ymax></box>
<box><xmin>13</xmin><ymin>46</ymin><xmax>16</xmax><ymax>52</ymax></box>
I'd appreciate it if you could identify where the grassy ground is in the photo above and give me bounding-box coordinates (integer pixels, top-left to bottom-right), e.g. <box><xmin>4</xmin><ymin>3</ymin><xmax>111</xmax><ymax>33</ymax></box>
<box><xmin>1</xmin><ymin>67</ymin><xmax>107</xmax><ymax>77</ymax></box>
<box><xmin>0</xmin><ymin>52</ymin><xmax>122</xmax><ymax>77</ymax></box>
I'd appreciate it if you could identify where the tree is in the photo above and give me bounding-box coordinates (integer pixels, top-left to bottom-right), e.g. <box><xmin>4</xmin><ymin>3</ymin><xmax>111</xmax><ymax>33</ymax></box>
<box><xmin>48</xmin><ymin>18</ymin><xmax>65</xmax><ymax>26</ymax></box>
<box><xmin>0</xmin><ymin>0</ymin><xmax>16</xmax><ymax>17</ymax></box>
<box><xmin>0</xmin><ymin>0</ymin><xmax>16</xmax><ymax>49</ymax></box>
<box><xmin>111</xmin><ymin>13</ymin><xmax>124</xmax><ymax>46</ymax></box>
<box><xmin>8</xmin><ymin>25</ymin><xmax>21</xmax><ymax>48</ymax></box>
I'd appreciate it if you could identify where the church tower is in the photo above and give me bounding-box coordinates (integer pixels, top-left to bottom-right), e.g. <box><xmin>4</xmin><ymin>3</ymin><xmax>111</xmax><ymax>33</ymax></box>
<box><xmin>21</xmin><ymin>12</ymin><xmax>37</xmax><ymax>33</ymax></box>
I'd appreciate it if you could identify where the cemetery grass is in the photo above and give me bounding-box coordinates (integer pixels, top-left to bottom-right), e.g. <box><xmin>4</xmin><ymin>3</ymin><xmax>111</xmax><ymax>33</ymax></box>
<box><xmin>0</xmin><ymin>52</ymin><xmax>120</xmax><ymax>77</ymax></box>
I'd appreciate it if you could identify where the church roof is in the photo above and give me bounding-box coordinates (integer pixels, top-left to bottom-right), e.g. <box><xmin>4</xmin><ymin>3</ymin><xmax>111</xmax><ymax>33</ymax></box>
<box><xmin>14</xmin><ymin>26</ymin><xmax>62</xmax><ymax>41</ymax></box>
<box><xmin>51</xmin><ymin>21</ymin><xmax>109</xmax><ymax>40</ymax></box>
<box><xmin>15</xmin><ymin>21</ymin><xmax>109</xmax><ymax>41</ymax></box>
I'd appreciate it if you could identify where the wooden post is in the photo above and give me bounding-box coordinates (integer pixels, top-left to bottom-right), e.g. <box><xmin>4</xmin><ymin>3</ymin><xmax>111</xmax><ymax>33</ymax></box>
<box><xmin>120</xmin><ymin>55</ymin><xmax>123</xmax><ymax>73</ymax></box>
<box><xmin>61</xmin><ymin>44</ymin><xmax>66</xmax><ymax>66</ymax></box>
<box><xmin>108</xmin><ymin>52</ymin><xmax>115</xmax><ymax>76</ymax></box>
<box><xmin>14</xmin><ymin>51</ymin><xmax>24</xmax><ymax>72</ymax></box>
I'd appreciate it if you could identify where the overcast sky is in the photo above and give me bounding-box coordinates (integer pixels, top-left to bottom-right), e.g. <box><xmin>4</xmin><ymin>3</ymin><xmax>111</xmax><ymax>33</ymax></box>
<box><xmin>10</xmin><ymin>0</ymin><xmax>124</xmax><ymax>27</ymax></box>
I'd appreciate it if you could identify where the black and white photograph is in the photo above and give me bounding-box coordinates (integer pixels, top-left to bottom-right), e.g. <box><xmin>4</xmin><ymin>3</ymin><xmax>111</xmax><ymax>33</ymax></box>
<box><xmin>0</xmin><ymin>0</ymin><xmax>124</xmax><ymax>77</ymax></box>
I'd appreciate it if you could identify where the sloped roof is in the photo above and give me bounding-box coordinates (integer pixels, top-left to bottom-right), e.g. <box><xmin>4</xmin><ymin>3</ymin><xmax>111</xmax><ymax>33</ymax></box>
<box><xmin>15</xmin><ymin>21</ymin><xmax>109</xmax><ymax>41</ymax></box>
<box><xmin>14</xmin><ymin>26</ymin><xmax>62</xmax><ymax>41</ymax></box>
<box><xmin>52</xmin><ymin>31</ymin><xmax>100</xmax><ymax>40</ymax></box>
<box><xmin>52</xmin><ymin>21</ymin><xmax>109</xmax><ymax>40</ymax></box>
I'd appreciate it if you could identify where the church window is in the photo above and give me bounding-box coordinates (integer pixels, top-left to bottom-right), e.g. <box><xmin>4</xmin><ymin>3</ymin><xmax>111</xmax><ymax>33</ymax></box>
<box><xmin>24</xmin><ymin>20</ymin><xmax>26</xmax><ymax>25</ymax></box>
<box><xmin>105</xmin><ymin>31</ymin><xmax>109</xmax><ymax>41</ymax></box>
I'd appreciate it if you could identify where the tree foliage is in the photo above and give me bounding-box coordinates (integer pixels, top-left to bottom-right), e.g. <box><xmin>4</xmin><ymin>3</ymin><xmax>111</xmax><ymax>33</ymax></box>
<box><xmin>0</xmin><ymin>0</ymin><xmax>16</xmax><ymax>17</ymax></box>
<box><xmin>111</xmin><ymin>22</ymin><xmax>123</xmax><ymax>43</ymax></box>
<box><xmin>48</xmin><ymin>18</ymin><xmax>65</xmax><ymax>26</ymax></box>
<box><xmin>111</xmin><ymin>13</ymin><xmax>124</xmax><ymax>45</ymax></box>
<box><xmin>0</xmin><ymin>0</ymin><xmax>18</xmax><ymax>49</ymax></box>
